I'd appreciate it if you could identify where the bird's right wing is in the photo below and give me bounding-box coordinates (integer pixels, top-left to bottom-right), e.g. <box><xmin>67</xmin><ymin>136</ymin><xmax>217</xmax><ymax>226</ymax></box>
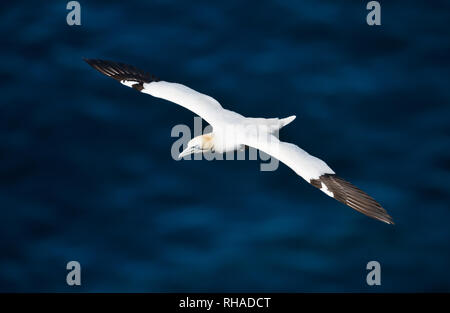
<box><xmin>241</xmin><ymin>133</ymin><xmax>394</xmax><ymax>224</ymax></box>
<box><xmin>84</xmin><ymin>59</ymin><xmax>224</xmax><ymax>125</ymax></box>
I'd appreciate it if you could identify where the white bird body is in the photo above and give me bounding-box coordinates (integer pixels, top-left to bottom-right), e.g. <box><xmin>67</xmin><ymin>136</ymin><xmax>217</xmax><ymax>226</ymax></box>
<box><xmin>85</xmin><ymin>59</ymin><xmax>394</xmax><ymax>225</ymax></box>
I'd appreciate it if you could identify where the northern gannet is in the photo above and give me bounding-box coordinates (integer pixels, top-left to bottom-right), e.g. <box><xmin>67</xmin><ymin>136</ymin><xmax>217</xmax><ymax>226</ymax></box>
<box><xmin>84</xmin><ymin>59</ymin><xmax>394</xmax><ymax>225</ymax></box>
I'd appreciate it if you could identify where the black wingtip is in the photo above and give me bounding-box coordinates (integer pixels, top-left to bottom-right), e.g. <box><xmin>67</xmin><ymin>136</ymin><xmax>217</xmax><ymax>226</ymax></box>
<box><xmin>311</xmin><ymin>174</ymin><xmax>395</xmax><ymax>225</ymax></box>
<box><xmin>83</xmin><ymin>58</ymin><xmax>95</xmax><ymax>65</ymax></box>
<box><xmin>378</xmin><ymin>212</ymin><xmax>395</xmax><ymax>225</ymax></box>
<box><xmin>83</xmin><ymin>58</ymin><xmax>158</xmax><ymax>84</ymax></box>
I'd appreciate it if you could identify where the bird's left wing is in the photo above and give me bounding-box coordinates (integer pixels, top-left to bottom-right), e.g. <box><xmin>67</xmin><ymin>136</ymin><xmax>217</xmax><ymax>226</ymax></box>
<box><xmin>84</xmin><ymin>59</ymin><xmax>224</xmax><ymax>125</ymax></box>
<box><xmin>241</xmin><ymin>133</ymin><xmax>394</xmax><ymax>224</ymax></box>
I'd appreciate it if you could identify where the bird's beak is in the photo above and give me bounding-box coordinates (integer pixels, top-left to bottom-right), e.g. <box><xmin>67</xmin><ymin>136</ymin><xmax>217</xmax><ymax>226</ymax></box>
<box><xmin>178</xmin><ymin>147</ymin><xmax>195</xmax><ymax>159</ymax></box>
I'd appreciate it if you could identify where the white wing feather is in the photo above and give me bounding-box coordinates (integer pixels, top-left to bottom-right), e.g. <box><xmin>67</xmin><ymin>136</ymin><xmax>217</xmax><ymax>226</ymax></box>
<box><xmin>141</xmin><ymin>81</ymin><xmax>224</xmax><ymax>125</ymax></box>
<box><xmin>241</xmin><ymin>133</ymin><xmax>335</xmax><ymax>182</ymax></box>
<box><xmin>84</xmin><ymin>59</ymin><xmax>224</xmax><ymax>125</ymax></box>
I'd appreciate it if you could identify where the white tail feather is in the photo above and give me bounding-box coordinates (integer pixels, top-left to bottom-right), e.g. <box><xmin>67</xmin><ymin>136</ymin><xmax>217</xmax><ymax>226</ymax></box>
<box><xmin>279</xmin><ymin>115</ymin><xmax>296</xmax><ymax>129</ymax></box>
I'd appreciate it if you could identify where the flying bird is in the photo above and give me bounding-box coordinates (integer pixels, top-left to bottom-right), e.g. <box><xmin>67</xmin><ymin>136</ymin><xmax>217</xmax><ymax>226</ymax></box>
<box><xmin>84</xmin><ymin>59</ymin><xmax>394</xmax><ymax>225</ymax></box>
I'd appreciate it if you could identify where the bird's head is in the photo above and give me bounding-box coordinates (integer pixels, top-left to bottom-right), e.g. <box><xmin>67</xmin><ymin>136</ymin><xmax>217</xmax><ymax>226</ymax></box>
<box><xmin>178</xmin><ymin>133</ymin><xmax>214</xmax><ymax>159</ymax></box>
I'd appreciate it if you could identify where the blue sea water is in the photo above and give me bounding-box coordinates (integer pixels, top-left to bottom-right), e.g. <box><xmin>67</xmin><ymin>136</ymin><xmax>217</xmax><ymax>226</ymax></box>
<box><xmin>0</xmin><ymin>0</ymin><xmax>449</xmax><ymax>292</ymax></box>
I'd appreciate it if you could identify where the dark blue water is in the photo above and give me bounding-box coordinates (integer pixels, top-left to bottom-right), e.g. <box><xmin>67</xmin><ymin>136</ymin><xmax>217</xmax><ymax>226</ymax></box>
<box><xmin>1</xmin><ymin>0</ymin><xmax>449</xmax><ymax>292</ymax></box>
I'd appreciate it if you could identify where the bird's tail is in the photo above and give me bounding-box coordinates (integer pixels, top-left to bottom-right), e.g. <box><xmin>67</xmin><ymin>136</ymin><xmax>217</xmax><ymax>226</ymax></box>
<box><xmin>279</xmin><ymin>115</ymin><xmax>296</xmax><ymax>129</ymax></box>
